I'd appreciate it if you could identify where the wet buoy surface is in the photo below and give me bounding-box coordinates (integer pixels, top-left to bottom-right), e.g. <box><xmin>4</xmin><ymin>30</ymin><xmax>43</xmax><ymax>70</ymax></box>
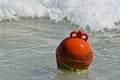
<box><xmin>56</xmin><ymin>30</ymin><xmax>93</xmax><ymax>71</ymax></box>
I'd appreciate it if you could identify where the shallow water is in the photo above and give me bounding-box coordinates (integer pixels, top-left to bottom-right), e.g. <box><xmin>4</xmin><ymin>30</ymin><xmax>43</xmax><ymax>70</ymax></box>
<box><xmin>0</xmin><ymin>18</ymin><xmax>120</xmax><ymax>80</ymax></box>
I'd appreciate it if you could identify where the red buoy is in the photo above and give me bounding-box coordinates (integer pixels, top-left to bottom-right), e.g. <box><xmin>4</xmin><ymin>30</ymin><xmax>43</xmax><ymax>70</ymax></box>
<box><xmin>56</xmin><ymin>30</ymin><xmax>93</xmax><ymax>71</ymax></box>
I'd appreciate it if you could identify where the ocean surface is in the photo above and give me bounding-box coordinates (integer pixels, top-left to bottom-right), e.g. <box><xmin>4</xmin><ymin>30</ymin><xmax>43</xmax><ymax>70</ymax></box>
<box><xmin>0</xmin><ymin>0</ymin><xmax>120</xmax><ymax>80</ymax></box>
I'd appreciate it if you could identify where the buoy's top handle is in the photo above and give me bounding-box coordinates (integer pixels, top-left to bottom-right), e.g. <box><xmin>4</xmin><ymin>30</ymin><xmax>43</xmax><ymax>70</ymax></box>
<box><xmin>70</xmin><ymin>30</ymin><xmax>88</xmax><ymax>41</ymax></box>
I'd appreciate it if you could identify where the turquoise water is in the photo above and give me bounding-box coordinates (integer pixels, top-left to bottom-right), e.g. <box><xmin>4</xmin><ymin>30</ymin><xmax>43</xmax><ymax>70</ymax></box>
<box><xmin>0</xmin><ymin>18</ymin><xmax>120</xmax><ymax>80</ymax></box>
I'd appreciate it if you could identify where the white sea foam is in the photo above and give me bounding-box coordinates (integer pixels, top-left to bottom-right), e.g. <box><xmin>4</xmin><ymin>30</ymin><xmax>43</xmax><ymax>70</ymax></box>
<box><xmin>0</xmin><ymin>0</ymin><xmax>120</xmax><ymax>31</ymax></box>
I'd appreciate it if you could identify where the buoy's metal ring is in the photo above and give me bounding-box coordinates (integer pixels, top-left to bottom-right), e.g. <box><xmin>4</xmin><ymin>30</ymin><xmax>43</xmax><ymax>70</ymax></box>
<box><xmin>70</xmin><ymin>31</ymin><xmax>77</xmax><ymax>38</ymax></box>
<box><xmin>70</xmin><ymin>30</ymin><xmax>88</xmax><ymax>41</ymax></box>
<box><xmin>81</xmin><ymin>33</ymin><xmax>88</xmax><ymax>41</ymax></box>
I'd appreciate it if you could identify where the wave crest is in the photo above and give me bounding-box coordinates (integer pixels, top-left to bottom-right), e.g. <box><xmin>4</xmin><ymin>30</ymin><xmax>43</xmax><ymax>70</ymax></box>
<box><xmin>0</xmin><ymin>0</ymin><xmax>120</xmax><ymax>31</ymax></box>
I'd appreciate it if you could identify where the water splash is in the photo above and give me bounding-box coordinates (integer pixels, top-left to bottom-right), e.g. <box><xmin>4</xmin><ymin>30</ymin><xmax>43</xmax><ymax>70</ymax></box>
<box><xmin>0</xmin><ymin>0</ymin><xmax>120</xmax><ymax>31</ymax></box>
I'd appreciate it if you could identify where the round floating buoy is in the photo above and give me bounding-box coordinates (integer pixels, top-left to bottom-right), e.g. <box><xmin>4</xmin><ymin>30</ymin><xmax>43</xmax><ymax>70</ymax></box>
<box><xmin>56</xmin><ymin>30</ymin><xmax>93</xmax><ymax>71</ymax></box>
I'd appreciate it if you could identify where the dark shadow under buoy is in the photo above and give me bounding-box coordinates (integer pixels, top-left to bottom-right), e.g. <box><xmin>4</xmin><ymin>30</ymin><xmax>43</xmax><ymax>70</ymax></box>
<box><xmin>53</xmin><ymin>69</ymin><xmax>96</xmax><ymax>80</ymax></box>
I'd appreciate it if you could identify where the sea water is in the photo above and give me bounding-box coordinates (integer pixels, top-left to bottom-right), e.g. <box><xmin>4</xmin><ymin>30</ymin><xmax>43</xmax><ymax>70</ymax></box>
<box><xmin>0</xmin><ymin>0</ymin><xmax>120</xmax><ymax>80</ymax></box>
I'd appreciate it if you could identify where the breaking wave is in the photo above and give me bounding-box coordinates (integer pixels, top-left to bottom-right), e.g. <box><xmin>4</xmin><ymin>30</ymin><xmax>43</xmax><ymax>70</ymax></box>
<box><xmin>0</xmin><ymin>0</ymin><xmax>120</xmax><ymax>31</ymax></box>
